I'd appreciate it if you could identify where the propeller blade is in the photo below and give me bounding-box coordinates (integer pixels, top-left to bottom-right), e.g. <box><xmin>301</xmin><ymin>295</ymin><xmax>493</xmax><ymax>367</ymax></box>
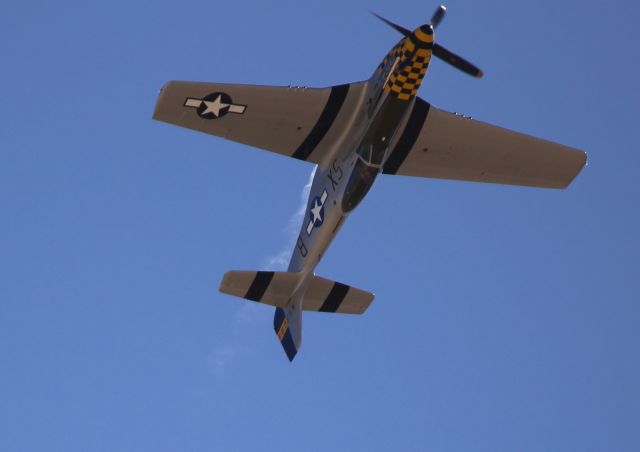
<box><xmin>433</xmin><ymin>43</ymin><xmax>484</xmax><ymax>78</ymax></box>
<box><xmin>370</xmin><ymin>12</ymin><xmax>411</xmax><ymax>36</ymax></box>
<box><xmin>431</xmin><ymin>5</ymin><xmax>446</xmax><ymax>29</ymax></box>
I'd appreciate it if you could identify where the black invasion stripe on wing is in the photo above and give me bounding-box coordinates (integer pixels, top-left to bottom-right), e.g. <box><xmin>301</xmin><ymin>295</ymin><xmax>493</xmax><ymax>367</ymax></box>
<box><xmin>244</xmin><ymin>271</ymin><xmax>275</xmax><ymax>302</ymax></box>
<box><xmin>319</xmin><ymin>282</ymin><xmax>350</xmax><ymax>313</ymax></box>
<box><xmin>383</xmin><ymin>98</ymin><xmax>431</xmax><ymax>175</ymax></box>
<box><xmin>291</xmin><ymin>84</ymin><xmax>350</xmax><ymax>161</ymax></box>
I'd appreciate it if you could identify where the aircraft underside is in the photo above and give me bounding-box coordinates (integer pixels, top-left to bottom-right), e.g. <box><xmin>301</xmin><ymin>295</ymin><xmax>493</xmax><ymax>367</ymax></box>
<box><xmin>153</xmin><ymin>5</ymin><xmax>587</xmax><ymax>360</ymax></box>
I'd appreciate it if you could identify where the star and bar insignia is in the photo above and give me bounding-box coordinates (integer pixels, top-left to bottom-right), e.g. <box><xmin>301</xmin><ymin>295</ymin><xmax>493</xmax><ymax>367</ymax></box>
<box><xmin>306</xmin><ymin>190</ymin><xmax>328</xmax><ymax>236</ymax></box>
<box><xmin>184</xmin><ymin>92</ymin><xmax>247</xmax><ymax>120</ymax></box>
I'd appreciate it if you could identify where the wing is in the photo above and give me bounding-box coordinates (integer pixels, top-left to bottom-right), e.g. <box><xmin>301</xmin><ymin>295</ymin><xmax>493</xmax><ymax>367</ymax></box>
<box><xmin>383</xmin><ymin>98</ymin><xmax>587</xmax><ymax>188</ymax></box>
<box><xmin>153</xmin><ymin>81</ymin><xmax>366</xmax><ymax>164</ymax></box>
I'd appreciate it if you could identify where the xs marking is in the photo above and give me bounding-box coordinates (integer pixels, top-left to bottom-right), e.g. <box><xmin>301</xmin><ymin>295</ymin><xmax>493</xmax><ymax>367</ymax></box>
<box><xmin>327</xmin><ymin>159</ymin><xmax>344</xmax><ymax>191</ymax></box>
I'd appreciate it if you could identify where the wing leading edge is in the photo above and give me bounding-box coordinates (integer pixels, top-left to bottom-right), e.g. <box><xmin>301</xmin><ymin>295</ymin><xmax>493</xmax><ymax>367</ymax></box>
<box><xmin>153</xmin><ymin>81</ymin><xmax>366</xmax><ymax>165</ymax></box>
<box><xmin>383</xmin><ymin>98</ymin><xmax>587</xmax><ymax>188</ymax></box>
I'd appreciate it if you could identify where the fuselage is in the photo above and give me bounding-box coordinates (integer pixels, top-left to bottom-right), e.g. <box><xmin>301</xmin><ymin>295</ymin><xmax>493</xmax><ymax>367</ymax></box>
<box><xmin>286</xmin><ymin>24</ymin><xmax>435</xmax><ymax>294</ymax></box>
<box><xmin>153</xmin><ymin>10</ymin><xmax>582</xmax><ymax>361</ymax></box>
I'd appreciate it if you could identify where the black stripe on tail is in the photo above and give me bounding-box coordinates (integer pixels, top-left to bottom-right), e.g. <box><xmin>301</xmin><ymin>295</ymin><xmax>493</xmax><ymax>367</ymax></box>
<box><xmin>319</xmin><ymin>282</ymin><xmax>350</xmax><ymax>312</ymax></box>
<box><xmin>245</xmin><ymin>271</ymin><xmax>274</xmax><ymax>302</ymax></box>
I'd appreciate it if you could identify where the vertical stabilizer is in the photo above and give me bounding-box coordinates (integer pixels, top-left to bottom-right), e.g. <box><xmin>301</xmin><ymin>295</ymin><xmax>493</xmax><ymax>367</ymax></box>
<box><xmin>273</xmin><ymin>301</ymin><xmax>302</xmax><ymax>361</ymax></box>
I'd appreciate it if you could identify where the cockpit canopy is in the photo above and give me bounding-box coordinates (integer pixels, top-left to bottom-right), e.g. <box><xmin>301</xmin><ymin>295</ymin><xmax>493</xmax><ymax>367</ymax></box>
<box><xmin>356</xmin><ymin>141</ymin><xmax>388</xmax><ymax>168</ymax></box>
<box><xmin>342</xmin><ymin>158</ymin><xmax>379</xmax><ymax>213</ymax></box>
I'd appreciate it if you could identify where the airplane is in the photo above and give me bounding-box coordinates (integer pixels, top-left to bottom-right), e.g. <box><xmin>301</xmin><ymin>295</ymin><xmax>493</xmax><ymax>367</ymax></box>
<box><xmin>153</xmin><ymin>5</ymin><xmax>587</xmax><ymax>361</ymax></box>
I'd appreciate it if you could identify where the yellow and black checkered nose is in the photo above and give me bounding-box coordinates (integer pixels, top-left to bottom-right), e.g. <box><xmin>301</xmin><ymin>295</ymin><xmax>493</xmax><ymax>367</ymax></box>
<box><xmin>385</xmin><ymin>24</ymin><xmax>434</xmax><ymax>101</ymax></box>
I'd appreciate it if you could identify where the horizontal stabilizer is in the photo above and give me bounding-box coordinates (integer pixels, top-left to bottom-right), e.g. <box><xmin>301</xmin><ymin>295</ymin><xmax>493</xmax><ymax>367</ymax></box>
<box><xmin>220</xmin><ymin>271</ymin><xmax>298</xmax><ymax>307</ymax></box>
<box><xmin>219</xmin><ymin>271</ymin><xmax>374</xmax><ymax>314</ymax></box>
<box><xmin>303</xmin><ymin>274</ymin><xmax>373</xmax><ymax>314</ymax></box>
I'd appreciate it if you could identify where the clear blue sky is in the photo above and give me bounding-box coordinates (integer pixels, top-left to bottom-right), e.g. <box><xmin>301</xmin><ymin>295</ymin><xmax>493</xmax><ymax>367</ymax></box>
<box><xmin>2</xmin><ymin>0</ymin><xmax>639</xmax><ymax>450</ymax></box>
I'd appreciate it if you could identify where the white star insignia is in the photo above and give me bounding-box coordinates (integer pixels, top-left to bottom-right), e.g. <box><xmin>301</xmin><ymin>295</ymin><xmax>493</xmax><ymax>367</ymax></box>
<box><xmin>200</xmin><ymin>95</ymin><xmax>229</xmax><ymax>117</ymax></box>
<box><xmin>310</xmin><ymin>199</ymin><xmax>323</xmax><ymax>224</ymax></box>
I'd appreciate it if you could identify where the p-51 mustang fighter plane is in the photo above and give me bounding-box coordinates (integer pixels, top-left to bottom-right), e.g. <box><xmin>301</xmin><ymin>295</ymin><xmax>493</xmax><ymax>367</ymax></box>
<box><xmin>153</xmin><ymin>6</ymin><xmax>586</xmax><ymax>361</ymax></box>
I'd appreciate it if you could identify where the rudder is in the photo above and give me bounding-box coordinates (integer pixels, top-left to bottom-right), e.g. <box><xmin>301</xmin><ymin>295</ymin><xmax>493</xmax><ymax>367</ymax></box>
<box><xmin>273</xmin><ymin>303</ymin><xmax>302</xmax><ymax>361</ymax></box>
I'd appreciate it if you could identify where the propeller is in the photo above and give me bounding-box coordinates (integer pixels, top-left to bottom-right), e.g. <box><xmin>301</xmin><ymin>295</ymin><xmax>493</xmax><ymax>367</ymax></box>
<box><xmin>371</xmin><ymin>5</ymin><xmax>483</xmax><ymax>78</ymax></box>
<box><xmin>430</xmin><ymin>5</ymin><xmax>446</xmax><ymax>29</ymax></box>
<box><xmin>370</xmin><ymin>12</ymin><xmax>411</xmax><ymax>36</ymax></box>
<box><xmin>433</xmin><ymin>43</ymin><xmax>483</xmax><ymax>78</ymax></box>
